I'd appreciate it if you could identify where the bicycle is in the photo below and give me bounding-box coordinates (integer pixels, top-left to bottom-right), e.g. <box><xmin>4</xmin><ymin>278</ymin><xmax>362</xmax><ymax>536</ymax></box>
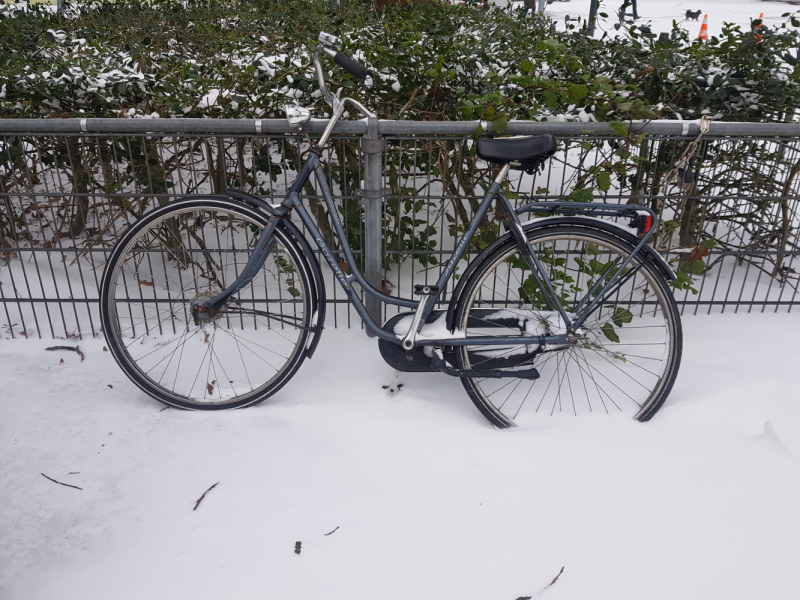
<box><xmin>99</xmin><ymin>32</ymin><xmax>682</xmax><ymax>428</ymax></box>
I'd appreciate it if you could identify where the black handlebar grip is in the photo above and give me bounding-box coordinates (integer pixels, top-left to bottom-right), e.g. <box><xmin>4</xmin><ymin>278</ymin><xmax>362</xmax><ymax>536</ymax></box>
<box><xmin>334</xmin><ymin>52</ymin><xmax>368</xmax><ymax>80</ymax></box>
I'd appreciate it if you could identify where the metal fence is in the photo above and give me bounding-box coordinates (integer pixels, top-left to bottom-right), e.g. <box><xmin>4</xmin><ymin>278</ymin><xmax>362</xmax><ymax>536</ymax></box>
<box><xmin>1</xmin><ymin>118</ymin><xmax>798</xmax><ymax>339</ymax></box>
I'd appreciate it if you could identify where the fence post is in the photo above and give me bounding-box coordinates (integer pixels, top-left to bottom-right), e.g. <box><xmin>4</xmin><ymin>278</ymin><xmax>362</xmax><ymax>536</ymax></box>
<box><xmin>361</xmin><ymin>116</ymin><xmax>385</xmax><ymax>335</ymax></box>
<box><xmin>587</xmin><ymin>0</ymin><xmax>599</xmax><ymax>36</ymax></box>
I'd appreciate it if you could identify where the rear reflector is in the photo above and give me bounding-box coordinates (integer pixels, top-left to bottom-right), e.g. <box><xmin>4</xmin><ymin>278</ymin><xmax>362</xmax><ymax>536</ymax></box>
<box><xmin>636</xmin><ymin>215</ymin><xmax>652</xmax><ymax>238</ymax></box>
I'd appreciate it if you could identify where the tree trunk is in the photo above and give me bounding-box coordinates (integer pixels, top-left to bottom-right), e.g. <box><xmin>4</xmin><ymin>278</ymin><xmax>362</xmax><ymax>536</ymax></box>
<box><xmin>66</xmin><ymin>137</ymin><xmax>90</xmax><ymax>238</ymax></box>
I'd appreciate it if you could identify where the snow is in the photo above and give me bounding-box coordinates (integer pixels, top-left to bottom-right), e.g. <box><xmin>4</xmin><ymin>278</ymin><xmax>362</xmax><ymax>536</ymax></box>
<box><xmin>504</xmin><ymin>0</ymin><xmax>797</xmax><ymax>39</ymax></box>
<box><xmin>393</xmin><ymin>310</ymin><xmax>465</xmax><ymax>340</ymax></box>
<box><xmin>198</xmin><ymin>89</ymin><xmax>221</xmax><ymax>108</ymax></box>
<box><xmin>2</xmin><ymin>313</ymin><xmax>800</xmax><ymax>599</ymax></box>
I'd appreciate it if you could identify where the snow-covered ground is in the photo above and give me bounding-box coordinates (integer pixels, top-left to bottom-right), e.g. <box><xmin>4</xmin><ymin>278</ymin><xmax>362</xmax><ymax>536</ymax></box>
<box><xmin>509</xmin><ymin>0</ymin><xmax>798</xmax><ymax>38</ymax></box>
<box><xmin>1</xmin><ymin>312</ymin><xmax>800</xmax><ymax>599</ymax></box>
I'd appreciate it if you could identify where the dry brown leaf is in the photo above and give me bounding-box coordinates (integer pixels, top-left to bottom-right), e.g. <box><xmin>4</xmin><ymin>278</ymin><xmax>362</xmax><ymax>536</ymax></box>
<box><xmin>690</xmin><ymin>246</ymin><xmax>710</xmax><ymax>261</ymax></box>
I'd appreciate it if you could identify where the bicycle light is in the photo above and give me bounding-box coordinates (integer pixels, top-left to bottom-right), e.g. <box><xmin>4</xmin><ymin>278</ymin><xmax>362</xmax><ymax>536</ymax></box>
<box><xmin>632</xmin><ymin>214</ymin><xmax>653</xmax><ymax>238</ymax></box>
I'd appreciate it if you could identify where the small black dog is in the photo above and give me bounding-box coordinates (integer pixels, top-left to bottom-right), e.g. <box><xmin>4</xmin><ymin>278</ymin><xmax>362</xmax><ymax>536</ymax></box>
<box><xmin>686</xmin><ymin>9</ymin><xmax>702</xmax><ymax>21</ymax></box>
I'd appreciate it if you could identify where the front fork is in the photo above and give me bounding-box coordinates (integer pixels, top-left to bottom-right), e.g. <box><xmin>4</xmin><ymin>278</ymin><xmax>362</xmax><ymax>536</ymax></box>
<box><xmin>191</xmin><ymin>208</ymin><xmax>285</xmax><ymax>324</ymax></box>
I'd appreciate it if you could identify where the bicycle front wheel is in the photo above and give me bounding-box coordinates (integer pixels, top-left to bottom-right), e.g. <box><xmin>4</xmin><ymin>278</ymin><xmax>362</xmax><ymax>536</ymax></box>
<box><xmin>455</xmin><ymin>226</ymin><xmax>682</xmax><ymax>428</ymax></box>
<box><xmin>100</xmin><ymin>198</ymin><xmax>314</xmax><ymax>410</ymax></box>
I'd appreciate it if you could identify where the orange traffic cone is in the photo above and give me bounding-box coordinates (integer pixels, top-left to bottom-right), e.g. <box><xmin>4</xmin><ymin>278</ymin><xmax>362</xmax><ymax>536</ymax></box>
<box><xmin>697</xmin><ymin>14</ymin><xmax>709</xmax><ymax>40</ymax></box>
<box><xmin>755</xmin><ymin>12</ymin><xmax>764</xmax><ymax>42</ymax></box>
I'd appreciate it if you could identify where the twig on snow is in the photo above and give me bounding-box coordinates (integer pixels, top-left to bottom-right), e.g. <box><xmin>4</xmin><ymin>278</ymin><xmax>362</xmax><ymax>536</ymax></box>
<box><xmin>193</xmin><ymin>482</ymin><xmax>219</xmax><ymax>511</ymax></box>
<box><xmin>46</xmin><ymin>345</ymin><xmax>84</xmax><ymax>362</ymax></box>
<box><xmin>41</xmin><ymin>472</ymin><xmax>82</xmax><ymax>490</ymax></box>
<box><xmin>520</xmin><ymin>566</ymin><xmax>566</xmax><ymax>600</ymax></box>
<box><xmin>545</xmin><ymin>567</ymin><xmax>565</xmax><ymax>589</ymax></box>
<box><xmin>324</xmin><ymin>526</ymin><xmax>339</xmax><ymax>536</ymax></box>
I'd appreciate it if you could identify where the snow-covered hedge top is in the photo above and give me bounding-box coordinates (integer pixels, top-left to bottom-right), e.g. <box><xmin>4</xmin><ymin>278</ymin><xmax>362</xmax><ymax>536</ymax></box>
<box><xmin>2</xmin><ymin>0</ymin><xmax>800</xmax><ymax>126</ymax></box>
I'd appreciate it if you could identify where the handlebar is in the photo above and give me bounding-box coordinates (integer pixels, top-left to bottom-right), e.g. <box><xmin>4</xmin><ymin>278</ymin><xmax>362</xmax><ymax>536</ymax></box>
<box><xmin>334</xmin><ymin>52</ymin><xmax>368</xmax><ymax>80</ymax></box>
<box><xmin>289</xmin><ymin>33</ymin><xmax>375</xmax><ymax>148</ymax></box>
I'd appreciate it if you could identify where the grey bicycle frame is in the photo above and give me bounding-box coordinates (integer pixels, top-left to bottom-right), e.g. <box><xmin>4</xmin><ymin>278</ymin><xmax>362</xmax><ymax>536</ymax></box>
<box><xmin>202</xmin><ymin>37</ymin><xmax>662</xmax><ymax>349</ymax></box>
<box><xmin>203</xmin><ymin>149</ymin><xmax>660</xmax><ymax>349</ymax></box>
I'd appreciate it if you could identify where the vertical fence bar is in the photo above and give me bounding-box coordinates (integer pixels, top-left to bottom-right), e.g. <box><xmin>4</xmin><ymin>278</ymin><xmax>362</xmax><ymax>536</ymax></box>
<box><xmin>587</xmin><ymin>0</ymin><xmax>599</xmax><ymax>36</ymax></box>
<box><xmin>361</xmin><ymin>117</ymin><xmax>385</xmax><ymax>333</ymax></box>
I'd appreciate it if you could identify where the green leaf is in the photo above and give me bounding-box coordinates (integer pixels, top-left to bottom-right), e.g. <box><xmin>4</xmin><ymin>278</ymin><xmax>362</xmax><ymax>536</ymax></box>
<box><xmin>542</xmin><ymin>90</ymin><xmax>558</xmax><ymax>109</ymax></box>
<box><xmin>543</xmin><ymin>38</ymin><xmax>565</xmax><ymax>51</ymax></box>
<box><xmin>569</xmin><ymin>84</ymin><xmax>588</xmax><ymax>99</ymax></box>
<box><xmin>601</xmin><ymin>323</ymin><xmax>620</xmax><ymax>343</ymax></box>
<box><xmin>596</xmin><ymin>171</ymin><xmax>611</xmax><ymax>192</ymax></box>
<box><xmin>492</xmin><ymin>113</ymin><xmax>508</xmax><ymax>135</ymax></box>
<box><xmin>609</xmin><ymin>121</ymin><xmax>628</xmax><ymax>137</ymax></box>
<box><xmin>612</xmin><ymin>307</ymin><xmax>633</xmax><ymax>327</ymax></box>
<box><xmin>521</xmin><ymin>59</ymin><xmax>534</xmax><ymax>73</ymax></box>
<box><xmin>567</xmin><ymin>187</ymin><xmax>593</xmax><ymax>202</ymax></box>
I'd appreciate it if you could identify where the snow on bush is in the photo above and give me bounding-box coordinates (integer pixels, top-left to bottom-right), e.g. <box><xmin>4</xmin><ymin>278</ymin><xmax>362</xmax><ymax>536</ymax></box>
<box><xmin>1</xmin><ymin>0</ymin><xmax>800</xmax><ymax>125</ymax></box>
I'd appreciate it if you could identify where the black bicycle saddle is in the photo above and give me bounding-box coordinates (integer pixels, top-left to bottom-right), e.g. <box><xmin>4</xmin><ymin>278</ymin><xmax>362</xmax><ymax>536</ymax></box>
<box><xmin>477</xmin><ymin>135</ymin><xmax>557</xmax><ymax>173</ymax></box>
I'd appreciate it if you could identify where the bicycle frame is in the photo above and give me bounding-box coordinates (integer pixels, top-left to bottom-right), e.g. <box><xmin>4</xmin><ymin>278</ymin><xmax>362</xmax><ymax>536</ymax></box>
<box><xmin>200</xmin><ymin>146</ymin><xmax>662</xmax><ymax>351</ymax></box>
<box><xmin>190</xmin><ymin>36</ymin><xmax>665</xmax><ymax>350</ymax></box>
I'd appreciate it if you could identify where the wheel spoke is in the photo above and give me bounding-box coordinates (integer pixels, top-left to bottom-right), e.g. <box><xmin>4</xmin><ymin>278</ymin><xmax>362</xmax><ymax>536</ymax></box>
<box><xmin>456</xmin><ymin>227</ymin><xmax>680</xmax><ymax>427</ymax></box>
<box><xmin>102</xmin><ymin>203</ymin><xmax>310</xmax><ymax>408</ymax></box>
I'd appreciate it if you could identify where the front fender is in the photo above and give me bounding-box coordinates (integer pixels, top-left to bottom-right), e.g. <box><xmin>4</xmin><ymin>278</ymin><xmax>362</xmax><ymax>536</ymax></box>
<box><xmin>225</xmin><ymin>189</ymin><xmax>326</xmax><ymax>359</ymax></box>
<box><xmin>445</xmin><ymin>216</ymin><xmax>676</xmax><ymax>332</ymax></box>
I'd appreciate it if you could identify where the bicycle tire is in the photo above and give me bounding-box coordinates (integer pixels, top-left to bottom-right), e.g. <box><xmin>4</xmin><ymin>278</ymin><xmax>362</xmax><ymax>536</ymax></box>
<box><xmin>100</xmin><ymin>198</ymin><xmax>314</xmax><ymax>410</ymax></box>
<box><xmin>454</xmin><ymin>225</ymin><xmax>682</xmax><ymax>428</ymax></box>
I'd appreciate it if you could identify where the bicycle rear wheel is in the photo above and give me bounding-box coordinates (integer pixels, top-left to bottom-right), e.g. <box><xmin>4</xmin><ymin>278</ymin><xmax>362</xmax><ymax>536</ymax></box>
<box><xmin>455</xmin><ymin>226</ymin><xmax>682</xmax><ymax>428</ymax></box>
<box><xmin>100</xmin><ymin>198</ymin><xmax>314</xmax><ymax>410</ymax></box>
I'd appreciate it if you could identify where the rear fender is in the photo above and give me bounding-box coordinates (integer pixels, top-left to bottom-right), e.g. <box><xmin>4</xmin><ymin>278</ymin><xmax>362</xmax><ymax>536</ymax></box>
<box><xmin>445</xmin><ymin>216</ymin><xmax>676</xmax><ymax>332</ymax></box>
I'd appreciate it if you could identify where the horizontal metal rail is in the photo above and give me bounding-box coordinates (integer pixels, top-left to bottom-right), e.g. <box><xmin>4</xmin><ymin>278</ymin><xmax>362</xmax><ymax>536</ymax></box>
<box><xmin>3</xmin><ymin>117</ymin><xmax>800</xmax><ymax>137</ymax></box>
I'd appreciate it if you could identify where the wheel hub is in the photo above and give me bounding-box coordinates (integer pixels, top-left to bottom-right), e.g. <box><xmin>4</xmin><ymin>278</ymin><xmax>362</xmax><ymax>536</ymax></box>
<box><xmin>566</xmin><ymin>330</ymin><xmax>584</xmax><ymax>346</ymax></box>
<box><xmin>190</xmin><ymin>293</ymin><xmax>220</xmax><ymax>325</ymax></box>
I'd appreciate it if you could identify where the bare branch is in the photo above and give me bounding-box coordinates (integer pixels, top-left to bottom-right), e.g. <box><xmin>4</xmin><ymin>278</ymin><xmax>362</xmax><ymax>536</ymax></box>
<box><xmin>545</xmin><ymin>566</ymin><xmax>565</xmax><ymax>589</ymax></box>
<box><xmin>41</xmin><ymin>473</ymin><xmax>82</xmax><ymax>490</ymax></box>
<box><xmin>193</xmin><ymin>482</ymin><xmax>219</xmax><ymax>511</ymax></box>
<box><xmin>46</xmin><ymin>345</ymin><xmax>85</xmax><ymax>362</ymax></box>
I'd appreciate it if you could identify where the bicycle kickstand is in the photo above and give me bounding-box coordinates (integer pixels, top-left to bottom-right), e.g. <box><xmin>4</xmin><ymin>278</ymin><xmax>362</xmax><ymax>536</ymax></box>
<box><xmin>382</xmin><ymin>370</ymin><xmax>404</xmax><ymax>397</ymax></box>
